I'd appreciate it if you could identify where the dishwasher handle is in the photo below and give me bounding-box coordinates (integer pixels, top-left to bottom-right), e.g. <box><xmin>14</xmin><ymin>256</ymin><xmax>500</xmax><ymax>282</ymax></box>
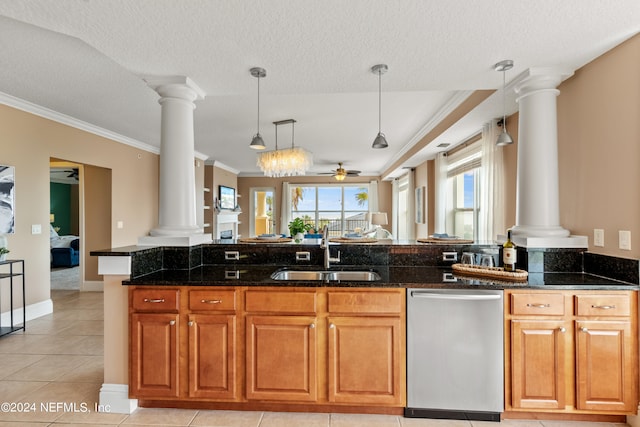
<box><xmin>410</xmin><ymin>291</ymin><xmax>502</xmax><ymax>301</ymax></box>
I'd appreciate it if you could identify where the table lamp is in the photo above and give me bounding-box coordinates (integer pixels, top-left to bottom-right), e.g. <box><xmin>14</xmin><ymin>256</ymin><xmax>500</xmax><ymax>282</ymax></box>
<box><xmin>370</xmin><ymin>212</ymin><xmax>388</xmax><ymax>239</ymax></box>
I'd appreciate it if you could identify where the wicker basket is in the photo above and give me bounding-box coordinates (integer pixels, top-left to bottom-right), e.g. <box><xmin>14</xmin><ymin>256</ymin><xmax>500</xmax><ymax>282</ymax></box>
<box><xmin>452</xmin><ymin>263</ymin><xmax>528</xmax><ymax>281</ymax></box>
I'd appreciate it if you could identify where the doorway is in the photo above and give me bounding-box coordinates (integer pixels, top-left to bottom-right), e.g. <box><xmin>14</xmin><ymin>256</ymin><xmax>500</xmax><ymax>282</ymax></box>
<box><xmin>49</xmin><ymin>159</ymin><xmax>112</xmax><ymax>292</ymax></box>
<box><xmin>249</xmin><ymin>187</ymin><xmax>275</xmax><ymax>237</ymax></box>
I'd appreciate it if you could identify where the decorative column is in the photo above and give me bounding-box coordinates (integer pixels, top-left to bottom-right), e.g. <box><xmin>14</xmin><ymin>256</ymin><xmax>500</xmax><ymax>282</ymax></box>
<box><xmin>511</xmin><ymin>68</ymin><xmax>573</xmax><ymax>240</ymax></box>
<box><xmin>139</xmin><ymin>76</ymin><xmax>211</xmax><ymax>246</ymax></box>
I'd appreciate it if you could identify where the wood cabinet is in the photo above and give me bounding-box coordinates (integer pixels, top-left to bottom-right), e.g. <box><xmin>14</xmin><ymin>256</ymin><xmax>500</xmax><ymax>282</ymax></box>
<box><xmin>129</xmin><ymin>285</ymin><xmax>405</xmax><ymax>413</ymax></box>
<box><xmin>505</xmin><ymin>290</ymin><xmax>638</xmax><ymax>415</ymax></box>
<box><xmin>246</xmin><ymin>315</ymin><xmax>317</xmax><ymax>401</ymax></box>
<box><xmin>327</xmin><ymin>290</ymin><xmax>404</xmax><ymax>406</ymax></box>
<box><xmin>130</xmin><ymin>287</ymin><xmax>239</xmax><ymax>401</ymax></box>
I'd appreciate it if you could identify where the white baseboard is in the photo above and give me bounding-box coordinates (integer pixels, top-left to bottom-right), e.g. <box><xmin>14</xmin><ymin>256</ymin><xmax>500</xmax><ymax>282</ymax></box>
<box><xmin>99</xmin><ymin>383</ymin><xmax>137</xmax><ymax>414</ymax></box>
<box><xmin>82</xmin><ymin>280</ymin><xmax>103</xmax><ymax>292</ymax></box>
<box><xmin>1</xmin><ymin>298</ymin><xmax>53</xmax><ymax>325</ymax></box>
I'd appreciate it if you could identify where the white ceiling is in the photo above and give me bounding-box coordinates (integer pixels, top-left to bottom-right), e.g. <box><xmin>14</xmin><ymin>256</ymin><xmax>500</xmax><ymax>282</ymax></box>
<box><xmin>0</xmin><ymin>1</ymin><xmax>638</xmax><ymax>179</ymax></box>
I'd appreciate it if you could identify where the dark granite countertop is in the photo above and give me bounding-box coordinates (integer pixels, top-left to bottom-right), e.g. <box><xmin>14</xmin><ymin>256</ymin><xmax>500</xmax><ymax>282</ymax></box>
<box><xmin>123</xmin><ymin>265</ymin><xmax>639</xmax><ymax>290</ymax></box>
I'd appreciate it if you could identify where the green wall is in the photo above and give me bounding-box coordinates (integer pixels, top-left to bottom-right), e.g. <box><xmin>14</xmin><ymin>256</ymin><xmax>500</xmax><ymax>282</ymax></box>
<box><xmin>50</xmin><ymin>182</ymin><xmax>71</xmax><ymax>235</ymax></box>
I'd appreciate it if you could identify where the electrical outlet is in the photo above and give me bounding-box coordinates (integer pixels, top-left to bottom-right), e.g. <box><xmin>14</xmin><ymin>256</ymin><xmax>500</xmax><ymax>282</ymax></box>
<box><xmin>593</xmin><ymin>229</ymin><xmax>604</xmax><ymax>247</ymax></box>
<box><xmin>619</xmin><ymin>230</ymin><xmax>631</xmax><ymax>250</ymax></box>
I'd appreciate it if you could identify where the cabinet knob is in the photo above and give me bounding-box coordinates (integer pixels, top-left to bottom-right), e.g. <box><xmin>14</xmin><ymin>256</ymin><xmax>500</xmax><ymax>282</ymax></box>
<box><xmin>559</xmin><ymin>327</ymin><xmax>566</xmax><ymax>333</ymax></box>
<box><xmin>581</xmin><ymin>327</ymin><xmax>588</xmax><ymax>332</ymax></box>
<box><xmin>169</xmin><ymin>320</ymin><xmax>176</xmax><ymax>326</ymax></box>
<box><xmin>329</xmin><ymin>323</ymin><xmax>335</xmax><ymax>329</ymax></box>
<box><xmin>188</xmin><ymin>321</ymin><xmax>194</xmax><ymax>327</ymax></box>
<box><xmin>309</xmin><ymin>323</ymin><xmax>315</xmax><ymax>329</ymax></box>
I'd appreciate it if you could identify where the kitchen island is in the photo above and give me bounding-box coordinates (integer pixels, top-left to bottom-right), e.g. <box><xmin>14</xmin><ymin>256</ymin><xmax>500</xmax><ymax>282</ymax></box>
<box><xmin>92</xmin><ymin>240</ymin><xmax>639</xmax><ymax>420</ymax></box>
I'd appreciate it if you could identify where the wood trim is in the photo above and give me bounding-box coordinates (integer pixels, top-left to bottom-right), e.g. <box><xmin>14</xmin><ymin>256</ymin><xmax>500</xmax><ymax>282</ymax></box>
<box><xmin>137</xmin><ymin>399</ymin><xmax>405</xmax><ymax>415</ymax></box>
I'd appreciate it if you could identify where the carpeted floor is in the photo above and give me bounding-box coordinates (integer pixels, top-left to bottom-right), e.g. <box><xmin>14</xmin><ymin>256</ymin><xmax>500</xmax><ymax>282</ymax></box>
<box><xmin>50</xmin><ymin>265</ymin><xmax>80</xmax><ymax>290</ymax></box>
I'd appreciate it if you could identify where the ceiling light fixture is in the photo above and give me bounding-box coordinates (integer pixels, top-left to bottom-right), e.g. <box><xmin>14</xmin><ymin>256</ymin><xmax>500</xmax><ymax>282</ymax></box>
<box><xmin>256</xmin><ymin>119</ymin><xmax>313</xmax><ymax>177</ymax></box>
<box><xmin>334</xmin><ymin>163</ymin><xmax>347</xmax><ymax>181</ymax></box>
<box><xmin>371</xmin><ymin>64</ymin><xmax>389</xmax><ymax>149</ymax></box>
<box><xmin>249</xmin><ymin>67</ymin><xmax>267</xmax><ymax>150</ymax></box>
<box><xmin>494</xmin><ymin>59</ymin><xmax>514</xmax><ymax>146</ymax></box>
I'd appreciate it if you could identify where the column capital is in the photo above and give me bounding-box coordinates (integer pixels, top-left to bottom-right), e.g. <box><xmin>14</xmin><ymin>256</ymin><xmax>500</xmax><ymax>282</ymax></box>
<box><xmin>514</xmin><ymin>67</ymin><xmax>574</xmax><ymax>97</ymax></box>
<box><xmin>143</xmin><ymin>76</ymin><xmax>205</xmax><ymax>102</ymax></box>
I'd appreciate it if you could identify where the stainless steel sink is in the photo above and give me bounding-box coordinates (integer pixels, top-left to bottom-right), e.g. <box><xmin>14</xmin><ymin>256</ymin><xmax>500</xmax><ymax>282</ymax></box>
<box><xmin>271</xmin><ymin>270</ymin><xmax>380</xmax><ymax>282</ymax></box>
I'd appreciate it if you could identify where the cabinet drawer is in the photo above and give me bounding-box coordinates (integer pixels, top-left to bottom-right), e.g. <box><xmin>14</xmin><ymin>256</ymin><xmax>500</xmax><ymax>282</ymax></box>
<box><xmin>328</xmin><ymin>291</ymin><xmax>402</xmax><ymax>315</ymax></box>
<box><xmin>511</xmin><ymin>293</ymin><xmax>565</xmax><ymax>316</ymax></box>
<box><xmin>575</xmin><ymin>294</ymin><xmax>630</xmax><ymax>317</ymax></box>
<box><xmin>189</xmin><ymin>290</ymin><xmax>236</xmax><ymax>311</ymax></box>
<box><xmin>245</xmin><ymin>290</ymin><xmax>317</xmax><ymax>314</ymax></box>
<box><xmin>132</xmin><ymin>289</ymin><xmax>179</xmax><ymax>312</ymax></box>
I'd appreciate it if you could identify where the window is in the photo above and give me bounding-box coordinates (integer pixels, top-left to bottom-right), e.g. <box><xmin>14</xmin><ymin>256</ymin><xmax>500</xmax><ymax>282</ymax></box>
<box><xmin>446</xmin><ymin>148</ymin><xmax>481</xmax><ymax>240</ymax></box>
<box><xmin>290</xmin><ymin>184</ymin><xmax>369</xmax><ymax>237</ymax></box>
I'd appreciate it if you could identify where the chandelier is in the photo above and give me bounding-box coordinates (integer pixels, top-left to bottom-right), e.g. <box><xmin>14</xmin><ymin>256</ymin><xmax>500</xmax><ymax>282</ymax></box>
<box><xmin>257</xmin><ymin>119</ymin><xmax>313</xmax><ymax>177</ymax></box>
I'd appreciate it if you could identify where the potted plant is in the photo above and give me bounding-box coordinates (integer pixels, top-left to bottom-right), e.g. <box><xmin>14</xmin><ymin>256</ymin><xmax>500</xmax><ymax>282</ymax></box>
<box><xmin>0</xmin><ymin>247</ymin><xmax>9</xmax><ymax>262</ymax></box>
<box><xmin>288</xmin><ymin>217</ymin><xmax>313</xmax><ymax>242</ymax></box>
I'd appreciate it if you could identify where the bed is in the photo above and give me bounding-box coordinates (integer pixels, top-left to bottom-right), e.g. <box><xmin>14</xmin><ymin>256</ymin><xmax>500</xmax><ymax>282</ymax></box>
<box><xmin>50</xmin><ymin>224</ymin><xmax>80</xmax><ymax>267</ymax></box>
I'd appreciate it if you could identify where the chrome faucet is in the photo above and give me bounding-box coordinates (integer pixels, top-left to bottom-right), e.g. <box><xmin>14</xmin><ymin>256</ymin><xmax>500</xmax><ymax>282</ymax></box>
<box><xmin>321</xmin><ymin>224</ymin><xmax>340</xmax><ymax>269</ymax></box>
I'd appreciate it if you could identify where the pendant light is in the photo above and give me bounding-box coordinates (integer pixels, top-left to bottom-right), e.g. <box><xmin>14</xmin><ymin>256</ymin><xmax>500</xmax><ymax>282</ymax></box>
<box><xmin>256</xmin><ymin>119</ymin><xmax>313</xmax><ymax>177</ymax></box>
<box><xmin>494</xmin><ymin>59</ymin><xmax>514</xmax><ymax>146</ymax></box>
<box><xmin>249</xmin><ymin>67</ymin><xmax>266</xmax><ymax>150</ymax></box>
<box><xmin>371</xmin><ymin>64</ymin><xmax>389</xmax><ymax>149</ymax></box>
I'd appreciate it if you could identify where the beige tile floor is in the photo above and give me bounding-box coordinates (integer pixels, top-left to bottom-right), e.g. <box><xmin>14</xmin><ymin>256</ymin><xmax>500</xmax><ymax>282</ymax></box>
<box><xmin>0</xmin><ymin>289</ymin><xmax>630</xmax><ymax>426</ymax></box>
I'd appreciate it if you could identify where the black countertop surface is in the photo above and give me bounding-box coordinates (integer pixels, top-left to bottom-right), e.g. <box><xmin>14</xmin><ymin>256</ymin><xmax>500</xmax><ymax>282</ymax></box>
<box><xmin>123</xmin><ymin>265</ymin><xmax>638</xmax><ymax>290</ymax></box>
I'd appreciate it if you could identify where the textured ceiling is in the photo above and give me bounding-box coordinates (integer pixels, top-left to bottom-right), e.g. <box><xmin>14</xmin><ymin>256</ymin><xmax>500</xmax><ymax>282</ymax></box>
<box><xmin>0</xmin><ymin>1</ymin><xmax>638</xmax><ymax>178</ymax></box>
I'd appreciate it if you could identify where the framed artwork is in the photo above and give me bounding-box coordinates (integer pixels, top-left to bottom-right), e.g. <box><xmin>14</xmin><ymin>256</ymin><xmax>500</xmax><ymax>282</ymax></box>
<box><xmin>0</xmin><ymin>165</ymin><xmax>15</xmax><ymax>234</ymax></box>
<box><xmin>415</xmin><ymin>186</ymin><xmax>425</xmax><ymax>224</ymax></box>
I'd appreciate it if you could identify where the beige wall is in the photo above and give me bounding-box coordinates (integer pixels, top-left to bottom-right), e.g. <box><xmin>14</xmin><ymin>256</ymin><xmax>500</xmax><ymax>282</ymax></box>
<box><xmin>557</xmin><ymin>34</ymin><xmax>640</xmax><ymax>258</ymax></box>
<box><xmin>0</xmin><ymin>103</ymin><xmax>159</xmax><ymax>311</ymax></box>
<box><xmin>237</xmin><ymin>175</ymin><xmax>392</xmax><ymax>237</ymax></box>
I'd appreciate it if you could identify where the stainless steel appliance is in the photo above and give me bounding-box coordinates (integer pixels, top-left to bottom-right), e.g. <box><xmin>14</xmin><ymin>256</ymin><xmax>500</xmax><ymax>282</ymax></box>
<box><xmin>406</xmin><ymin>288</ymin><xmax>504</xmax><ymax>421</ymax></box>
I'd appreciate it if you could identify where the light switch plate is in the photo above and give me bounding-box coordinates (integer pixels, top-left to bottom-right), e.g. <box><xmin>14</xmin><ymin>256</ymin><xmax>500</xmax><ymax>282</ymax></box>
<box><xmin>116</xmin><ymin>221</ymin><xmax>124</xmax><ymax>229</ymax></box>
<box><xmin>31</xmin><ymin>224</ymin><xmax>42</xmax><ymax>234</ymax></box>
<box><xmin>593</xmin><ymin>229</ymin><xmax>604</xmax><ymax>247</ymax></box>
<box><xmin>619</xmin><ymin>230</ymin><xmax>631</xmax><ymax>250</ymax></box>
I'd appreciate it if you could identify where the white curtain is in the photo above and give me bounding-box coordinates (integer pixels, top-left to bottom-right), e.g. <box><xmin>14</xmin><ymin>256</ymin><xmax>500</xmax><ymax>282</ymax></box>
<box><xmin>391</xmin><ymin>179</ymin><xmax>399</xmax><ymax>238</ymax></box>
<box><xmin>406</xmin><ymin>170</ymin><xmax>416</xmax><ymax>239</ymax></box>
<box><xmin>368</xmin><ymin>180</ymin><xmax>379</xmax><ymax>214</ymax></box>
<box><xmin>479</xmin><ymin>120</ymin><xmax>506</xmax><ymax>242</ymax></box>
<box><xmin>433</xmin><ymin>152</ymin><xmax>448</xmax><ymax>233</ymax></box>
<box><xmin>280</xmin><ymin>182</ymin><xmax>291</xmax><ymax>235</ymax></box>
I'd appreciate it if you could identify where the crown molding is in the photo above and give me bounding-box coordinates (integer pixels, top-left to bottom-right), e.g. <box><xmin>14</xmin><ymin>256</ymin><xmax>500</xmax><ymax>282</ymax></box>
<box><xmin>0</xmin><ymin>91</ymin><xmax>160</xmax><ymax>155</ymax></box>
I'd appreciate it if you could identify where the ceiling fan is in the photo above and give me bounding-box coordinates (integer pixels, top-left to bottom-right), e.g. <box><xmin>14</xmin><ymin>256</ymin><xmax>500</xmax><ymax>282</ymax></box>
<box><xmin>320</xmin><ymin>162</ymin><xmax>361</xmax><ymax>181</ymax></box>
<box><xmin>50</xmin><ymin>168</ymin><xmax>79</xmax><ymax>181</ymax></box>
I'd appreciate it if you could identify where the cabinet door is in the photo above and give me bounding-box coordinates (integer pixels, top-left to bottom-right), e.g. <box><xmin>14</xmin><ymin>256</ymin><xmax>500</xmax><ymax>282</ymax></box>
<box><xmin>130</xmin><ymin>313</ymin><xmax>179</xmax><ymax>398</ymax></box>
<box><xmin>575</xmin><ymin>320</ymin><xmax>636</xmax><ymax>412</ymax></box>
<box><xmin>328</xmin><ymin>316</ymin><xmax>404</xmax><ymax>406</ymax></box>
<box><xmin>511</xmin><ymin>319</ymin><xmax>569</xmax><ymax>410</ymax></box>
<box><xmin>246</xmin><ymin>315</ymin><xmax>317</xmax><ymax>402</ymax></box>
<box><xmin>188</xmin><ymin>314</ymin><xmax>238</xmax><ymax>400</ymax></box>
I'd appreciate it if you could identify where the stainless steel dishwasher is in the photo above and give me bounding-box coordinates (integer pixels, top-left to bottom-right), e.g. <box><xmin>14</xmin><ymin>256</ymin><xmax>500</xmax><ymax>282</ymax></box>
<box><xmin>405</xmin><ymin>288</ymin><xmax>504</xmax><ymax>422</ymax></box>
